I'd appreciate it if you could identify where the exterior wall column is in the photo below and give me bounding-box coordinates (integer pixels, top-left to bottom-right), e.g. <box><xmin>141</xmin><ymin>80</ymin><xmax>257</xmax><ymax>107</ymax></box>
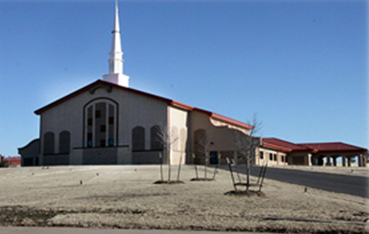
<box><xmin>363</xmin><ymin>154</ymin><xmax>367</xmax><ymax>167</ymax></box>
<box><xmin>332</xmin><ymin>157</ymin><xmax>337</xmax><ymax>166</ymax></box>
<box><xmin>326</xmin><ymin>156</ymin><xmax>331</xmax><ymax>166</ymax></box>
<box><xmin>358</xmin><ymin>154</ymin><xmax>362</xmax><ymax>167</ymax></box>
<box><xmin>347</xmin><ymin>157</ymin><xmax>351</xmax><ymax>167</ymax></box>
<box><xmin>342</xmin><ymin>156</ymin><xmax>346</xmax><ymax>167</ymax></box>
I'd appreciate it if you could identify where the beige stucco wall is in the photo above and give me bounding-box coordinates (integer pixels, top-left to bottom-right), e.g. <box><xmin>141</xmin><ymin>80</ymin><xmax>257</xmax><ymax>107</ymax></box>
<box><xmin>39</xmin><ymin>83</ymin><xmax>168</xmax><ymax>165</ymax></box>
<box><xmin>168</xmin><ymin>106</ymin><xmax>188</xmax><ymax>165</ymax></box>
<box><xmin>257</xmin><ymin>147</ymin><xmax>288</xmax><ymax>166</ymax></box>
<box><xmin>188</xmin><ymin>111</ymin><xmax>251</xmax><ymax>165</ymax></box>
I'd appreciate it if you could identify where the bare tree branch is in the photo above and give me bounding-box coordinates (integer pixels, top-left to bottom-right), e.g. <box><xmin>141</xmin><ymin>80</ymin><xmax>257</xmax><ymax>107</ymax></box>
<box><xmin>155</xmin><ymin>123</ymin><xmax>179</xmax><ymax>182</ymax></box>
<box><xmin>233</xmin><ymin>114</ymin><xmax>262</xmax><ymax>191</ymax></box>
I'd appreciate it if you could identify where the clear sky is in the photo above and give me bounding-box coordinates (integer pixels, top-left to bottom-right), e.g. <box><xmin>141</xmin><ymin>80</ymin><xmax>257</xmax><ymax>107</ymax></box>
<box><xmin>0</xmin><ymin>0</ymin><xmax>367</xmax><ymax>157</ymax></box>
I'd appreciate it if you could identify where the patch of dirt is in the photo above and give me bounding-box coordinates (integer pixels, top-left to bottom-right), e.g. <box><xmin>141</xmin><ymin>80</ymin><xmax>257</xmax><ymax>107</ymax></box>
<box><xmin>0</xmin><ymin>206</ymin><xmax>64</xmax><ymax>226</ymax></box>
<box><xmin>234</xmin><ymin>182</ymin><xmax>259</xmax><ymax>187</ymax></box>
<box><xmin>190</xmin><ymin>178</ymin><xmax>215</xmax><ymax>181</ymax></box>
<box><xmin>153</xmin><ymin>180</ymin><xmax>184</xmax><ymax>184</ymax></box>
<box><xmin>224</xmin><ymin>190</ymin><xmax>265</xmax><ymax>197</ymax></box>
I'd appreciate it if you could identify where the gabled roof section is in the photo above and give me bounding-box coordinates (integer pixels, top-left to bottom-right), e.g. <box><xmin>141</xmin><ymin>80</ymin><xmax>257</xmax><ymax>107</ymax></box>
<box><xmin>193</xmin><ymin>108</ymin><xmax>254</xmax><ymax>130</ymax></box>
<box><xmin>35</xmin><ymin>79</ymin><xmax>173</xmax><ymax>115</ymax></box>
<box><xmin>298</xmin><ymin>142</ymin><xmax>367</xmax><ymax>153</ymax></box>
<box><xmin>170</xmin><ymin>100</ymin><xmax>194</xmax><ymax>111</ymax></box>
<box><xmin>262</xmin><ymin>138</ymin><xmax>367</xmax><ymax>154</ymax></box>
<box><xmin>261</xmin><ymin>138</ymin><xmax>314</xmax><ymax>153</ymax></box>
<box><xmin>34</xmin><ymin>79</ymin><xmax>252</xmax><ymax>130</ymax></box>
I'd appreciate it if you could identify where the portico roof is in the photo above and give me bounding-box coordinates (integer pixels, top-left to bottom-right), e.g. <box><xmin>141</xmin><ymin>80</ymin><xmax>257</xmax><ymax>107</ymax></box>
<box><xmin>262</xmin><ymin>138</ymin><xmax>313</xmax><ymax>153</ymax></box>
<box><xmin>261</xmin><ymin>137</ymin><xmax>367</xmax><ymax>154</ymax></box>
<box><xmin>299</xmin><ymin>142</ymin><xmax>367</xmax><ymax>153</ymax></box>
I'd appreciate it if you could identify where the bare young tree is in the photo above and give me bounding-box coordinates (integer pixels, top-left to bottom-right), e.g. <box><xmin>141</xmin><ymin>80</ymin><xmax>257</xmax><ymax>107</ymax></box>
<box><xmin>233</xmin><ymin>114</ymin><xmax>262</xmax><ymax>191</ymax></box>
<box><xmin>193</xmin><ymin>128</ymin><xmax>216</xmax><ymax>180</ymax></box>
<box><xmin>155</xmin><ymin>123</ymin><xmax>180</xmax><ymax>183</ymax></box>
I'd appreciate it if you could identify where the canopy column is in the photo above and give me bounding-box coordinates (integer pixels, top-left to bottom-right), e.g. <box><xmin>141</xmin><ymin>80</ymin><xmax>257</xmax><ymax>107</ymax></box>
<box><xmin>347</xmin><ymin>156</ymin><xmax>352</xmax><ymax>167</ymax></box>
<box><xmin>325</xmin><ymin>156</ymin><xmax>331</xmax><ymax>166</ymax></box>
<box><xmin>332</xmin><ymin>157</ymin><xmax>337</xmax><ymax>166</ymax></box>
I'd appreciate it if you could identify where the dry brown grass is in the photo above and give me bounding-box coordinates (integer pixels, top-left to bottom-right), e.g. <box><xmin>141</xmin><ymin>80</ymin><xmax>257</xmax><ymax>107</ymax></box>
<box><xmin>0</xmin><ymin>165</ymin><xmax>367</xmax><ymax>233</ymax></box>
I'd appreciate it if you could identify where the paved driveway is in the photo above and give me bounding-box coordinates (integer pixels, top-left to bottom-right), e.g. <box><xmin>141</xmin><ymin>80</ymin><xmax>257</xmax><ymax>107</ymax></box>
<box><xmin>223</xmin><ymin>165</ymin><xmax>368</xmax><ymax>198</ymax></box>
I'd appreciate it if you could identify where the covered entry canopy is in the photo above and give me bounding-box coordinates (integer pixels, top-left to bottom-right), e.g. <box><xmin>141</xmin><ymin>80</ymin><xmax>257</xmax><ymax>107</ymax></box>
<box><xmin>260</xmin><ymin>138</ymin><xmax>368</xmax><ymax>167</ymax></box>
<box><xmin>299</xmin><ymin>142</ymin><xmax>368</xmax><ymax>167</ymax></box>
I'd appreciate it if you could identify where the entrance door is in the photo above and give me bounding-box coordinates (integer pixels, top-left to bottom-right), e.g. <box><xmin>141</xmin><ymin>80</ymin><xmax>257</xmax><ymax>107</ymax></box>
<box><xmin>209</xmin><ymin>151</ymin><xmax>218</xmax><ymax>165</ymax></box>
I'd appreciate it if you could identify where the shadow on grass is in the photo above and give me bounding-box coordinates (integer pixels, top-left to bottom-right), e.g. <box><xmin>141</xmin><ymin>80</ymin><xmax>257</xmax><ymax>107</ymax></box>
<box><xmin>190</xmin><ymin>178</ymin><xmax>215</xmax><ymax>181</ymax></box>
<box><xmin>153</xmin><ymin>180</ymin><xmax>184</xmax><ymax>184</ymax></box>
<box><xmin>224</xmin><ymin>190</ymin><xmax>265</xmax><ymax>197</ymax></box>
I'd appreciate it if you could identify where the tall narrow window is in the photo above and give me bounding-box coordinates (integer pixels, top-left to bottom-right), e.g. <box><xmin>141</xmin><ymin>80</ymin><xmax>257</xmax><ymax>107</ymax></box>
<box><xmin>84</xmin><ymin>99</ymin><xmax>117</xmax><ymax>148</ymax></box>
<box><xmin>194</xmin><ymin>129</ymin><xmax>207</xmax><ymax>159</ymax></box>
<box><xmin>260</xmin><ymin>151</ymin><xmax>264</xmax><ymax>159</ymax></box>
<box><xmin>150</xmin><ymin>125</ymin><xmax>163</xmax><ymax>150</ymax></box>
<box><xmin>44</xmin><ymin>132</ymin><xmax>55</xmax><ymax>155</ymax></box>
<box><xmin>59</xmin><ymin>131</ymin><xmax>70</xmax><ymax>154</ymax></box>
<box><xmin>132</xmin><ymin>126</ymin><xmax>145</xmax><ymax>151</ymax></box>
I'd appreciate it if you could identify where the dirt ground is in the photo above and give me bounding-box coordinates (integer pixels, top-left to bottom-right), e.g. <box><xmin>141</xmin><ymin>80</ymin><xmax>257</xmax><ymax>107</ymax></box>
<box><xmin>0</xmin><ymin>165</ymin><xmax>368</xmax><ymax>233</ymax></box>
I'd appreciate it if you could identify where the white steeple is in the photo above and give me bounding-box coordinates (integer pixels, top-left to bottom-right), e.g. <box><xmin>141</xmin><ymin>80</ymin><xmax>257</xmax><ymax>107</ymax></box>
<box><xmin>103</xmin><ymin>0</ymin><xmax>129</xmax><ymax>87</ymax></box>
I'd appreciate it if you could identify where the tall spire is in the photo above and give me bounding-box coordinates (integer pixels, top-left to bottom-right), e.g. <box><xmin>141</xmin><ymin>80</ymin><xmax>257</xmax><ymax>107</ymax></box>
<box><xmin>103</xmin><ymin>0</ymin><xmax>129</xmax><ymax>87</ymax></box>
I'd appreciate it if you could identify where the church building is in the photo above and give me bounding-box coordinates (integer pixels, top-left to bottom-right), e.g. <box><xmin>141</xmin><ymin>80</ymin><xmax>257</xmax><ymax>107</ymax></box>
<box><xmin>18</xmin><ymin>3</ymin><xmax>367</xmax><ymax>168</ymax></box>
<box><xmin>18</xmin><ymin>4</ymin><xmax>256</xmax><ymax>166</ymax></box>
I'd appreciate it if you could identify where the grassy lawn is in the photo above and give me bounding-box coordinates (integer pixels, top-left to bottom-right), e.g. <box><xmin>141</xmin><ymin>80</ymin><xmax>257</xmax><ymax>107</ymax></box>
<box><xmin>0</xmin><ymin>165</ymin><xmax>367</xmax><ymax>233</ymax></box>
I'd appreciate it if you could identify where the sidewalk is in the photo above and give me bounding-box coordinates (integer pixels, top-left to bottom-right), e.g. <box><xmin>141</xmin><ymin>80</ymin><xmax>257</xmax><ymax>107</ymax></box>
<box><xmin>0</xmin><ymin>227</ymin><xmax>271</xmax><ymax>234</ymax></box>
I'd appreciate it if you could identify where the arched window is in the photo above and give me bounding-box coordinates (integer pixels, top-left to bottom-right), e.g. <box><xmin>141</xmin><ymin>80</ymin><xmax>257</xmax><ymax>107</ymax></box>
<box><xmin>84</xmin><ymin>99</ymin><xmax>118</xmax><ymax>148</ymax></box>
<box><xmin>59</xmin><ymin>131</ymin><xmax>70</xmax><ymax>154</ymax></box>
<box><xmin>132</xmin><ymin>126</ymin><xmax>145</xmax><ymax>151</ymax></box>
<box><xmin>150</xmin><ymin>125</ymin><xmax>163</xmax><ymax>150</ymax></box>
<box><xmin>194</xmin><ymin>129</ymin><xmax>208</xmax><ymax>158</ymax></box>
<box><xmin>44</xmin><ymin>132</ymin><xmax>55</xmax><ymax>155</ymax></box>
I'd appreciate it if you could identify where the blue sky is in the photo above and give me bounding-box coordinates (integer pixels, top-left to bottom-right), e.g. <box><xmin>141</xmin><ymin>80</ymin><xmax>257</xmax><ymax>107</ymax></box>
<box><xmin>0</xmin><ymin>0</ymin><xmax>367</xmax><ymax>156</ymax></box>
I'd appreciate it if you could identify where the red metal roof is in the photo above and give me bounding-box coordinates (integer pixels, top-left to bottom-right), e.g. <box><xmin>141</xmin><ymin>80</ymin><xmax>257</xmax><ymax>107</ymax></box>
<box><xmin>262</xmin><ymin>138</ymin><xmax>313</xmax><ymax>152</ymax></box>
<box><xmin>262</xmin><ymin>138</ymin><xmax>367</xmax><ymax>154</ymax></box>
<box><xmin>193</xmin><ymin>108</ymin><xmax>254</xmax><ymax>130</ymax></box>
<box><xmin>211</xmin><ymin>112</ymin><xmax>254</xmax><ymax>130</ymax></box>
<box><xmin>299</xmin><ymin>142</ymin><xmax>367</xmax><ymax>153</ymax></box>
<box><xmin>35</xmin><ymin>79</ymin><xmax>253</xmax><ymax>130</ymax></box>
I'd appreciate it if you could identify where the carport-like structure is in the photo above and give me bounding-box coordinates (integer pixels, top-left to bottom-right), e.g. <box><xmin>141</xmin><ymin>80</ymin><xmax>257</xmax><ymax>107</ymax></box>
<box><xmin>300</xmin><ymin>142</ymin><xmax>368</xmax><ymax>167</ymax></box>
<box><xmin>259</xmin><ymin>138</ymin><xmax>368</xmax><ymax>167</ymax></box>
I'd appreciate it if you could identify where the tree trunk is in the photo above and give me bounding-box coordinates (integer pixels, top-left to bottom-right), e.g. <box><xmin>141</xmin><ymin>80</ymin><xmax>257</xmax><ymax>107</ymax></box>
<box><xmin>177</xmin><ymin>154</ymin><xmax>182</xmax><ymax>181</ymax></box>
<box><xmin>168</xmin><ymin>163</ymin><xmax>171</xmax><ymax>183</ymax></box>
<box><xmin>204</xmin><ymin>156</ymin><xmax>208</xmax><ymax>179</ymax></box>
<box><xmin>160</xmin><ymin>153</ymin><xmax>163</xmax><ymax>181</ymax></box>
<box><xmin>246</xmin><ymin>159</ymin><xmax>250</xmax><ymax>192</ymax></box>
